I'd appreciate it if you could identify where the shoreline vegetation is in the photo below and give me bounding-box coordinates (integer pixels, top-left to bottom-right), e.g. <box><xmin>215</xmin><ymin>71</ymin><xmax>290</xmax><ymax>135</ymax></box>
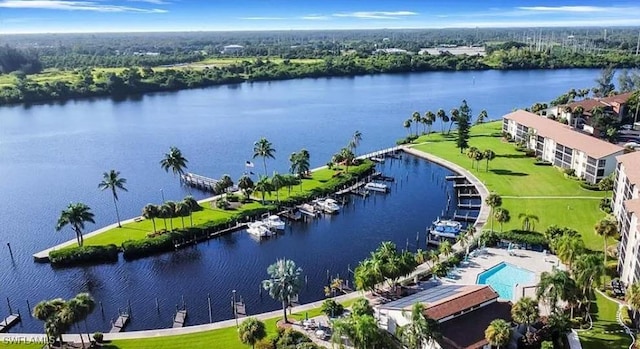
<box><xmin>3</xmin><ymin>49</ymin><xmax>640</xmax><ymax>106</ymax></box>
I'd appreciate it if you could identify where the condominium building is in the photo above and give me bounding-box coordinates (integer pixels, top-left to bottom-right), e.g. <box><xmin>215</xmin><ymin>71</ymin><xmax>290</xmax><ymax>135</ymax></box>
<box><xmin>613</xmin><ymin>151</ymin><xmax>640</xmax><ymax>286</ymax></box>
<box><xmin>503</xmin><ymin>110</ymin><xmax>624</xmax><ymax>184</ymax></box>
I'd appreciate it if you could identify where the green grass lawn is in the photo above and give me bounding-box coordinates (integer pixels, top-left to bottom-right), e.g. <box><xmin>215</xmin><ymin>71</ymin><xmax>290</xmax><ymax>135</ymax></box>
<box><xmin>579</xmin><ymin>293</ymin><xmax>631</xmax><ymax>349</ymax></box>
<box><xmin>411</xmin><ymin>122</ymin><xmax>609</xmax><ymax>252</ymax></box>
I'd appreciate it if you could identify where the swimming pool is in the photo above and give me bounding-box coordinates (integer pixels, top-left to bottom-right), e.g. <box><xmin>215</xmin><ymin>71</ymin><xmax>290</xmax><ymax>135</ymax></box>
<box><xmin>476</xmin><ymin>262</ymin><xmax>535</xmax><ymax>300</ymax></box>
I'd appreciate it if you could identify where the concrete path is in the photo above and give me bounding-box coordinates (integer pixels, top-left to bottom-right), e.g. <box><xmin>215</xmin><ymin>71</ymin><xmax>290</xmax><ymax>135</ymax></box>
<box><xmin>501</xmin><ymin>196</ymin><xmax>603</xmax><ymax>199</ymax></box>
<box><xmin>567</xmin><ymin>330</ymin><xmax>583</xmax><ymax>349</ymax></box>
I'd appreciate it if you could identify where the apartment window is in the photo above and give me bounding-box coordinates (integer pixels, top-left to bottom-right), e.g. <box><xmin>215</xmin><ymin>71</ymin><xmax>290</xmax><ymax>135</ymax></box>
<box><xmin>597</xmin><ymin>169</ymin><xmax>605</xmax><ymax>177</ymax></box>
<box><xmin>598</xmin><ymin>159</ymin><xmax>606</xmax><ymax>167</ymax></box>
<box><xmin>587</xmin><ymin>157</ymin><xmax>597</xmax><ymax>166</ymax></box>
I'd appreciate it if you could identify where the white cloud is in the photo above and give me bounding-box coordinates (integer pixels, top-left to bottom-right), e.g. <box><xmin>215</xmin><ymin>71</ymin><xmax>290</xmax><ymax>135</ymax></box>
<box><xmin>300</xmin><ymin>14</ymin><xmax>330</xmax><ymax>20</ymax></box>
<box><xmin>240</xmin><ymin>17</ymin><xmax>286</xmax><ymax>20</ymax></box>
<box><xmin>332</xmin><ymin>11</ymin><xmax>418</xmax><ymax>20</ymax></box>
<box><xmin>127</xmin><ymin>0</ymin><xmax>170</xmax><ymax>4</ymax></box>
<box><xmin>0</xmin><ymin>0</ymin><xmax>167</xmax><ymax>13</ymax></box>
<box><xmin>517</xmin><ymin>6</ymin><xmax>612</xmax><ymax>13</ymax></box>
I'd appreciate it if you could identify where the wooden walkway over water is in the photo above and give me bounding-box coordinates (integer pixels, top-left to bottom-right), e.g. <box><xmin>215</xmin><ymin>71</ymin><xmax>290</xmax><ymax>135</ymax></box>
<box><xmin>181</xmin><ymin>173</ymin><xmax>219</xmax><ymax>192</ymax></box>
<box><xmin>110</xmin><ymin>314</ymin><xmax>130</xmax><ymax>333</ymax></box>
<box><xmin>0</xmin><ymin>315</ymin><xmax>20</xmax><ymax>333</ymax></box>
<box><xmin>173</xmin><ymin>310</ymin><xmax>187</xmax><ymax>328</ymax></box>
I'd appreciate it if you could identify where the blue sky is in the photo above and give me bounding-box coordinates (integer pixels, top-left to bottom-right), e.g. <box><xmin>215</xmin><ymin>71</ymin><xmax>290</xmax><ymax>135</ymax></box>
<box><xmin>2</xmin><ymin>0</ymin><xmax>640</xmax><ymax>34</ymax></box>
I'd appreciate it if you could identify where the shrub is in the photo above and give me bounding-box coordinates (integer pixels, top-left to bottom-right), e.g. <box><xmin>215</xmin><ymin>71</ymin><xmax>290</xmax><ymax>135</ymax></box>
<box><xmin>580</xmin><ymin>181</ymin><xmax>601</xmax><ymax>191</ymax></box>
<box><xmin>255</xmin><ymin>339</ymin><xmax>275</xmax><ymax>349</ymax></box>
<box><xmin>226</xmin><ymin>193</ymin><xmax>240</xmax><ymax>202</ymax></box>
<box><xmin>492</xmin><ymin>230</ymin><xmax>549</xmax><ymax>248</ymax></box>
<box><xmin>396</xmin><ymin>135</ymin><xmax>419</xmax><ymax>145</ymax></box>
<box><xmin>534</xmin><ymin>160</ymin><xmax>552</xmax><ymax>166</ymax></box>
<box><xmin>600</xmin><ymin>198</ymin><xmax>613</xmax><ymax>213</ymax></box>
<box><xmin>605</xmin><ymin>289</ymin><xmax>615</xmax><ymax>298</ymax></box>
<box><xmin>563</xmin><ymin>168</ymin><xmax>576</xmax><ymax>176</ymax></box>
<box><xmin>93</xmin><ymin>332</ymin><xmax>104</xmax><ymax>343</ymax></box>
<box><xmin>49</xmin><ymin>245</ymin><xmax>119</xmax><ymax>267</ymax></box>
<box><xmin>216</xmin><ymin>198</ymin><xmax>231</xmax><ymax>209</ymax></box>
<box><xmin>541</xmin><ymin>340</ymin><xmax>553</xmax><ymax>349</ymax></box>
<box><xmin>321</xmin><ymin>299</ymin><xmax>344</xmax><ymax>317</ymax></box>
<box><xmin>524</xmin><ymin>149</ymin><xmax>536</xmax><ymax>157</ymax></box>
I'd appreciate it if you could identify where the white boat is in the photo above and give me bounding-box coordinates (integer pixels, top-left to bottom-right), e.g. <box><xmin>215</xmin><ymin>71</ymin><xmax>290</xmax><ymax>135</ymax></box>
<box><xmin>263</xmin><ymin>215</ymin><xmax>286</xmax><ymax>231</ymax></box>
<box><xmin>298</xmin><ymin>204</ymin><xmax>318</xmax><ymax>217</ymax></box>
<box><xmin>429</xmin><ymin>219</ymin><xmax>463</xmax><ymax>239</ymax></box>
<box><xmin>364</xmin><ymin>182</ymin><xmax>388</xmax><ymax>192</ymax></box>
<box><xmin>370</xmin><ymin>156</ymin><xmax>385</xmax><ymax>163</ymax></box>
<box><xmin>316</xmin><ymin>198</ymin><xmax>340</xmax><ymax>214</ymax></box>
<box><xmin>246</xmin><ymin>222</ymin><xmax>271</xmax><ymax>237</ymax></box>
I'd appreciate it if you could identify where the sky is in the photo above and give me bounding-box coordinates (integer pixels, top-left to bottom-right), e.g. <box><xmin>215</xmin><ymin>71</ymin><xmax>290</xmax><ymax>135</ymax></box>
<box><xmin>2</xmin><ymin>0</ymin><xmax>640</xmax><ymax>34</ymax></box>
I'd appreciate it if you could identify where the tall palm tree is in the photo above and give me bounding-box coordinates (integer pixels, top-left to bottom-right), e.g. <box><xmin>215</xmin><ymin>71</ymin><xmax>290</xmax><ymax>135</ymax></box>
<box><xmin>595</xmin><ymin>218</ymin><xmax>618</xmax><ymax>266</ymax></box>
<box><xmin>403</xmin><ymin>119</ymin><xmax>412</xmax><ymax>136</ymax></box>
<box><xmin>33</xmin><ymin>299</ymin><xmax>66</xmax><ymax>347</ymax></box>
<box><xmin>340</xmin><ymin>147</ymin><xmax>355</xmax><ymax>173</ymax></box>
<box><xmin>238</xmin><ymin>317</ymin><xmax>267</xmax><ymax>349</ymax></box>
<box><xmin>467</xmin><ymin>146</ymin><xmax>479</xmax><ymax>169</ymax></box>
<box><xmin>67</xmin><ymin>293</ymin><xmax>95</xmax><ymax>346</ymax></box>
<box><xmin>175</xmin><ymin>201</ymin><xmax>190</xmax><ymax>229</ymax></box>
<box><xmin>511</xmin><ymin>297</ymin><xmax>539</xmax><ymax>333</ymax></box>
<box><xmin>142</xmin><ymin>204</ymin><xmax>159</xmax><ymax>233</ymax></box>
<box><xmin>483</xmin><ymin>149</ymin><xmax>496</xmax><ymax>171</ymax></box>
<box><xmin>351</xmin><ymin>130</ymin><xmax>362</xmax><ymax>155</ymax></box>
<box><xmin>493</xmin><ymin>208</ymin><xmax>510</xmax><ymax>232</ymax></box>
<box><xmin>400</xmin><ymin>302</ymin><xmax>441</xmax><ymax>349</ymax></box>
<box><xmin>270</xmin><ymin>172</ymin><xmax>285</xmax><ymax>203</ymax></box>
<box><xmin>572</xmin><ymin>253</ymin><xmax>604</xmax><ymax>311</ymax></box>
<box><xmin>237</xmin><ymin>175</ymin><xmax>254</xmax><ymax>201</ymax></box>
<box><xmin>289</xmin><ymin>151</ymin><xmax>299</xmax><ymax>174</ymax></box>
<box><xmin>56</xmin><ymin>203</ymin><xmax>95</xmax><ymax>247</ymax></box>
<box><xmin>436</xmin><ymin>109</ymin><xmax>448</xmax><ymax>134</ymax></box>
<box><xmin>485</xmin><ymin>319</ymin><xmax>511</xmax><ymax>349</ymax></box>
<box><xmin>536</xmin><ymin>269</ymin><xmax>578</xmax><ymax>314</ymax></box>
<box><xmin>411</xmin><ymin>111</ymin><xmax>421</xmax><ymax>136</ymax></box>
<box><xmin>293</xmin><ymin>150</ymin><xmax>310</xmax><ymax>178</ymax></box>
<box><xmin>254</xmin><ymin>175</ymin><xmax>273</xmax><ymax>204</ymax></box>
<box><xmin>476</xmin><ymin>109</ymin><xmax>488</xmax><ymax>124</ymax></box>
<box><xmin>161</xmin><ymin>201</ymin><xmax>176</xmax><ymax>231</ymax></box>
<box><xmin>158</xmin><ymin>204</ymin><xmax>169</xmax><ymax>231</ymax></box>
<box><xmin>182</xmin><ymin>196</ymin><xmax>199</xmax><ymax>226</ymax></box>
<box><xmin>485</xmin><ymin>193</ymin><xmax>502</xmax><ymax>232</ymax></box>
<box><xmin>424</xmin><ymin>111</ymin><xmax>436</xmax><ymax>135</ymax></box>
<box><xmin>439</xmin><ymin>240</ymin><xmax>452</xmax><ymax>259</ymax></box>
<box><xmin>555</xmin><ymin>235</ymin><xmax>584</xmax><ymax>269</ymax></box>
<box><xmin>219</xmin><ymin>174</ymin><xmax>234</xmax><ymax>195</ymax></box>
<box><xmin>253</xmin><ymin>137</ymin><xmax>276</xmax><ymax>177</ymax></box>
<box><xmin>160</xmin><ymin>146</ymin><xmax>188</xmax><ymax>182</ymax></box>
<box><xmin>518</xmin><ymin>213</ymin><xmax>539</xmax><ymax>231</ymax></box>
<box><xmin>448</xmin><ymin>108</ymin><xmax>459</xmax><ymax>134</ymax></box>
<box><xmin>261</xmin><ymin>258</ymin><xmax>303</xmax><ymax>323</ymax></box>
<box><xmin>98</xmin><ymin>170</ymin><xmax>128</xmax><ymax>228</ymax></box>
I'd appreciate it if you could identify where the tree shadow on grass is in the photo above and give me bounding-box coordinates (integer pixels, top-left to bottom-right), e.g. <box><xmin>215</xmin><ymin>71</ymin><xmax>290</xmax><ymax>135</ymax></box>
<box><xmin>490</xmin><ymin>169</ymin><xmax>529</xmax><ymax>177</ymax></box>
<box><xmin>495</xmin><ymin>153</ymin><xmax>528</xmax><ymax>159</ymax></box>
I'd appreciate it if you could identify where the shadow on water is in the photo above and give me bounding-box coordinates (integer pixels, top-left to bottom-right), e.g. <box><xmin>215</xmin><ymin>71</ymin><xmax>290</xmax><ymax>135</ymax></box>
<box><xmin>489</xmin><ymin>169</ymin><xmax>529</xmax><ymax>177</ymax></box>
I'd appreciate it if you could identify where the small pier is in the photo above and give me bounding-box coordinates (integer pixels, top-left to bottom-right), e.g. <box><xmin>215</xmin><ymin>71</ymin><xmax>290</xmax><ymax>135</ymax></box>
<box><xmin>458</xmin><ymin>193</ymin><xmax>481</xmax><ymax>199</ymax></box>
<box><xmin>453</xmin><ymin>183</ymin><xmax>476</xmax><ymax>189</ymax></box>
<box><xmin>370</xmin><ymin>157</ymin><xmax>385</xmax><ymax>163</ymax></box>
<box><xmin>372</xmin><ymin>172</ymin><xmax>395</xmax><ymax>182</ymax></box>
<box><xmin>0</xmin><ymin>314</ymin><xmax>20</xmax><ymax>333</ymax></box>
<box><xmin>181</xmin><ymin>173</ymin><xmax>219</xmax><ymax>192</ymax></box>
<box><xmin>452</xmin><ymin>212</ymin><xmax>477</xmax><ymax>222</ymax></box>
<box><xmin>357</xmin><ymin>146</ymin><xmax>403</xmax><ymax>161</ymax></box>
<box><xmin>458</xmin><ymin>203</ymin><xmax>481</xmax><ymax>210</ymax></box>
<box><xmin>445</xmin><ymin>175</ymin><xmax>466</xmax><ymax>181</ymax></box>
<box><xmin>173</xmin><ymin>309</ymin><xmax>187</xmax><ymax>328</ymax></box>
<box><xmin>336</xmin><ymin>181</ymin><xmax>366</xmax><ymax>196</ymax></box>
<box><xmin>109</xmin><ymin>313</ymin><xmax>130</xmax><ymax>333</ymax></box>
<box><xmin>280</xmin><ymin>209</ymin><xmax>302</xmax><ymax>221</ymax></box>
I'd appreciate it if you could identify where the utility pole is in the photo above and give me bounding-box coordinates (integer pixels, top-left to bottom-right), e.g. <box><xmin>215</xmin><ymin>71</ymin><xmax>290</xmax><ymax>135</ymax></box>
<box><xmin>636</xmin><ymin>31</ymin><xmax>640</xmax><ymax>56</ymax></box>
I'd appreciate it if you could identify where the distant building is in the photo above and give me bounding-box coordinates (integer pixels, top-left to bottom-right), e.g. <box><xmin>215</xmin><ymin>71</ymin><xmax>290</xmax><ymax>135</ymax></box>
<box><xmin>614</xmin><ymin>151</ymin><xmax>640</xmax><ymax>286</ymax></box>
<box><xmin>503</xmin><ymin>110</ymin><xmax>624</xmax><ymax>183</ymax></box>
<box><xmin>546</xmin><ymin>92</ymin><xmax>633</xmax><ymax>131</ymax></box>
<box><xmin>133</xmin><ymin>51</ymin><xmax>160</xmax><ymax>56</ymax></box>
<box><xmin>221</xmin><ymin>44</ymin><xmax>244</xmax><ymax>54</ymax></box>
<box><xmin>377</xmin><ymin>284</ymin><xmax>513</xmax><ymax>349</ymax></box>
<box><xmin>373</xmin><ymin>48</ymin><xmax>409</xmax><ymax>54</ymax></box>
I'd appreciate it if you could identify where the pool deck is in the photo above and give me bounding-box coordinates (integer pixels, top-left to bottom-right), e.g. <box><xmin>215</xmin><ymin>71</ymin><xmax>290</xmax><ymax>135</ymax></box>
<box><xmin>440</xmin><ymin>247</ymin><xmax>563</xmax><ymax>314</ymax></box>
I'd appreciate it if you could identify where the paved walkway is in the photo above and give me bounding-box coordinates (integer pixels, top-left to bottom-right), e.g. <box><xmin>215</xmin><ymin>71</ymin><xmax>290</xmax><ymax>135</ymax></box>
<box><xmin>567</xmin><ymin>330</ymin><xmax>584</xmax><ymax>349</ymax></box>
<box><xmin>501</xmin><ymin>196</ymin><xmax>603</xmax><ymax>199</ymax></box>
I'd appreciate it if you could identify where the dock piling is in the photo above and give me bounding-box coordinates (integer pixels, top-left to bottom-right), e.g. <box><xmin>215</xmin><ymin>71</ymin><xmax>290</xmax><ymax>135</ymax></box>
<box><xmin>207</xmin><ymin>293</ymin><xmax>212</xmax><ymax>323</ymax></box>
<box><xmin>6</xmin><ymin>298</ymin><xmax>12</xmax><ymax>315</ymax></box>
<box><xmin>6</xmin><ymin>243</ymin><xmax>13</xmax><ymax>259</ymax></box>
<box><xmin>155</xmin><ymin>298</ymin><xmax>159</xmax><ymax>313</ymax></box>
<box><xmin>100</xmin><ymin>301</ymin><xmax>104</xmax><ymax>316</ymax></box>
<box><xmin>26</xmin><ymin>300</ymin><xmax>31</xmax><ymax>316</ymax></box>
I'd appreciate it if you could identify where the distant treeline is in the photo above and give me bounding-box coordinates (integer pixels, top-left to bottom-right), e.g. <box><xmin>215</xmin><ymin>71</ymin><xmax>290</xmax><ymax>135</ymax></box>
<box><xmin>3</xmin><ymin>50</ymin><xmax>640</xmax><ymax>105</ymax></box>
<box><xmin>0</xmin><ymin>45</ymin><xmax>42</xmax><ymax>74</ymax></box>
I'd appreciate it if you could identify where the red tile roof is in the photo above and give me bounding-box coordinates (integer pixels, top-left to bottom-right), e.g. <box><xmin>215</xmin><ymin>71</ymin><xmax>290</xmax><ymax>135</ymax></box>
<box><xmin>625</xmin><ymin>199</ymin><xmax>640</xmax><ymax>215</ymax></box>
<box><xmin>425</xmin><ymin>285</ymin><xmax>499</xmax><ymax>321</ymax></box>
<box><xmin>563</xmin><ymin>92</ymin><xmax>632</xmax><ymax>111</ymax></box>
<box><xmin>617</xmin><ymin>152</ymin><xmax>640</xmax><ymax>186</ymax></box>
<box><xmin>504</xmin><ymin>110</ymin><xmax>624</xmax><ymax>159</ymax></box>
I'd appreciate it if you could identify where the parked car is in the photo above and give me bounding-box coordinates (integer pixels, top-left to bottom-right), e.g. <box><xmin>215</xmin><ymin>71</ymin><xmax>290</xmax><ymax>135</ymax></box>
<box><xmin>622</xmin><ymin>124</ymin><xmax>633</xmax><ymax>130</ymax></box>
<box><xmin>624</xmin><ymin>142</ymin><xmax>640</xmax><ymax>149</ymax></box>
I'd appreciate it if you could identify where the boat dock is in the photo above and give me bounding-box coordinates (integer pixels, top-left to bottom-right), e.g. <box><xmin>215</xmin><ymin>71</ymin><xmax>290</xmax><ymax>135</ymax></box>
<box><xmin>336</xmin><ymin>181</ymin><xmax>366</xmax><ymax>196</ymax></box>
<box><xmin>279</xmin><ymin>209</ymin><xmax>302</xmax><ymax>221</ymax></box>
<box><xmin>452</xmin><ymin>212</ymin><xmax>477</xmax><ymax>222</ymax></box>
<box><xmin>458</xmin><ymin>193</ymin><xmax>481</xmax><ymax>199</ymax></box>
<box><xmin>109</xmin><ymin>313</ymin><xmax>130</xmax><ymax>333</ymax></box>
<box><xmin>173</xmin><ymin>309</ymin><xmax>187</xmax><ymax>328</ymax></box>
<box><xmin>0</xmin><ymin>314</ymin><xmax>20</xmax><ymax>333</ymax></box>
<box><xmin>453</xmin><ymin>183</ymin><xmax>476</xmax><ymax>189</ymax></box>
<box><xmin>180</xmin><ymin>173</ymin><xmax>219</xmax><ymax>192</ymax></box>
<box><xmin>357</xmin><ymin>146</ymin><xmax>403</xmax><ymax>161</ymax></box>
<box><xmin>372</xmin><ymin>172</ymin><xmax>395</xmax><ymax>182</ymax></box>
<box><xmin>458</xmin><ymin>203</ymin><xmax>481</xmax><ymax>210</ymax></box>
<box><xmin>445</xmin><ymin>175</ymin><xmax>466</xmax><ymax>181</ymax></box>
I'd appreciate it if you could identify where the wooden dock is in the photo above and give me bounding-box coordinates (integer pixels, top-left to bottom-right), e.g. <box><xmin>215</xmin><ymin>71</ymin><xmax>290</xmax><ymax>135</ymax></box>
<box><xmin>452</xmin><ymin>213</ymin><xmax>478</xmax><ymax>222</ymax></box>
<box><xmin>458</xmin><ymin>203</ymin><xmax>481</xmax><ymax>210</ymax></box>
<box><xmin>173</xmin><ymin>309</ymin><xmax>187</xmax><ymax>328</ymax></box>
<box><xmin>109</xmin><ymin>314</ymin><xmax>130</xmax><ymax>333</ymax></box>
<box><xmin>336</xmin><ymin>181</ymin><xmax>366</xmax><ymax>195</ymax></box>
<box><xmin>372</xmin><ymin>173</ymin><xmax>395</xmax><ymax>182</ymax></box>
<box><xmin>445</xmin><ymin>175</ymin><xmax>466</xmax><ymax>181</ymax></box>
<box><xmin>181</xmin><ymin>173</ymin><xmax>219</xmax><ymax>192</ymax></box>
<box><xmin>458</xmin><ymin>193</ymin><xmax>481</xmax><ymax>198</ymax></box>
<box><xmin>0</xmin><ymin>314</ymin><xmax>20</xmax><ymax>333</ymax></box>
<box><xmin>357</xmin><ymin>146</ymin><xmax>403</xmax><ymax>161</ymax></box>
<box><xmin>453</xmin><ymin>183</ymin><xmax>475</xmax><ymax>189</ymax></box>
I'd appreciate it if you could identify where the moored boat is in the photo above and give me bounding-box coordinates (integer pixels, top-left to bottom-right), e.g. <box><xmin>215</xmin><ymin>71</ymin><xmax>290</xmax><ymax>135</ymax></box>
<box><xmin>263</xmin><ymin>215</ymin><xmax>286</xmax><ymax>231</ymax></box>
<box><xmin>246</xmin><ymin>222</ymin><xmax>271</xmax><ymax>237</ymax></box>
<box><xmin>316</xmin><ymin>198</ymin><xmax>340</xmax><ymax>214</ymax></box>
<box><xmin>429</xmin><ymin>219</ymin><xmax>463</xmax><ymax>239</ymax></box>
<box><xmin>297</xmin><ymin>203</ymin><xmax>318</xmax><ymax>217</ymax></box>
<box><xmin>364</xmin><ymin>182</ymin><xmax>388</xmax><ymax>192</ymax></box>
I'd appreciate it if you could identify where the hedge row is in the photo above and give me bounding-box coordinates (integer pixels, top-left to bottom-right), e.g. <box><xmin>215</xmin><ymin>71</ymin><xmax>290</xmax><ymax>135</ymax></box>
<box><xmin>49</xmin><ymin>244</ymin><xmax>119</xmax><ymax>267</ymax></box>
<box><xmin>579</xmin><ymin>181</ymin><xmax>601</xmax><ymax>191</ymax></box>
<box><xmin>482</xmin><ymin>229</ymin><xmax>549</xmax><ymax>249</ymax></box>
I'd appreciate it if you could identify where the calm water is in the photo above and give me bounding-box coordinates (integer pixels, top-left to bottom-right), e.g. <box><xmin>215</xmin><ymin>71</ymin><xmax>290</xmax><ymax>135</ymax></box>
<box><xmin>0</xmin><ymin>69</ymin><xmax>600</xmax><ymax>332</ymax></box>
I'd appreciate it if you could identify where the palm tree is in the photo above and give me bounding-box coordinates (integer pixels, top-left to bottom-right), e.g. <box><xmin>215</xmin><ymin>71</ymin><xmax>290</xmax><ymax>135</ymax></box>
<box><xmin>253</xmin><ymin>137</ymin><xmax>275</xmax><ymax>177</ymax></box>
<box><xmin>411</xmin><ymin>111</ymin><xmax>421</xmax><ymax>136</ymax></box>
<box><xmin>289</xmin><ymin>151</ymin><xmax>299</xmax><ymax>174</ymax></box>
<box><xmin>182</xmin><ymin>196</ymin><xmax>199</xmax><ymax>226</ymax></box>
<box><xmin>595</xmin><ymin>217</ymin><xmax>618</xmax><ymax>266</ymax></box>
<box><xmin>295</xmin><ymin>149</ymin><xmax>310</xmax><ymax>178</ymax></box>
<box><xmin>485</xmin><ymin>193</ymin><xmax>502</xmax><ymax>232</ymax></box>
<box><xmin>67</xmin><ymin>293</ymin><xmax>95</xmax><ymax>346</ymax></box>
<box><xmin>175</xmin><ymin>201</ymin><xmax>190</xmax><ymax>229</ymax></box>
<box><xmin>555</xmin><ymin>234</ymin><xmax>585</xmax><ymax>269</ymax></box>
<box><xmin>511</xmin><ymin>297</ymin><xmax>539</xmax><ymax>332</ymax></box>
<box><xmin>219</xmin><ymin>174</ymin><xmax>234</xmax><ymax>195</ymax></box>
<box><xmin>403</xmin><ymin>119</ymin><xmax>412</xmax><ymax>136</ymax></box>
<box><xmin>448</xmin><ymin>108</ymin><xmax>459</xmax><ymax>134</ymax></box>
<box><xmin>351</xmin><ymin>130</ymin><xmax>362</xmax><ymax>155</ymax></box>
<box><xmin>476</xmin><ymin>109</ymin><xmax>488</xmax><ymax>124</ymax></box>
<box><xmin>483</xmin><ymin>149</ymin><xmax>496</xmax><ymax>171</ymax></box>
<box><xmin>142</xmin><ymin>204</ymin><xmax>159</xmax><ymax>233</ymax></box>
<box><xmin>160</xmin><ymin>146</ymin><xmax>188</xmax><ymax>182</ymax></box>
<box><xmin>467</xmin><ymin>146</ymin><xmax>478</xmax><ymax>168</ymax></box>
<box><xmin>485</xmin><ymin>319</ymin><xmax>511</xmax><ymax>349</ymax></box>
<box><xmin>56</xmin><ymin>203</ymin><xmax>95</xmax><ymax>247</ymax></box>
<box><xmin>237</xmin><ymin>175</ymin><xmax>254</xmax><ymax>201</ymax></box>
<box><xmin>158</xmin><ymin>204</ymin><xmax>169</xmax><ymax>231</ymax></box>
<box><xmin>536</xmin><ymin>269</ymin><xmax>578</xmax><ymax>314</ymax></box>
<box><xmin>424</xmin><ymin>111</ymin><xmax>436</xmax><ymax>135</ymax></box>
<box><xmin>283</xmin><ymin>174</ymin><xmax>297</xmax><ymax>196</ymax></box>
<box><xmin>436</xmin><ymin>109</ymin><xmax>448</xmax><ymax>134</ymax></box>
<box><xmin>493</xmin><ymin>208</ymin><xmax>510</xmax><ymax>232</ymax></box>
<box><xmin>400</xmin><ymin>302</ymin><xmax>441</xmax><ymax>349</ymax></box>
<box><xmin>270</xmin><ymin>172</ymin><xmax>285</xmax><ymax>203</ymax></box>
<box><xmin>261</xmin><ymin>258</ymin><xmax>303</xmax><ymax>324</ymax></box>
<box><xmin>238</xmin><ymin>317</ymin><xmax>267</xmax><ymax>349</ymax></box>
<box><xmin>98</xmin><ymin>170</ymin><xmax>128</xmax><ymax>228</ymax></box>
<box><xmin>572</xmin><ymin>253</ymin><xmax>604</xmax><ymax>310</ymax></box>
<box><xmin>161</xmin><ymin>201</ymin><xmax>176</xmax><ymax>231</ymax></box>
<box><xmin>340</xmin><ymin>147</ymin><xmax>355</xmax><ymax>174</ymax></box>
<box><xmin>254</xmin><ymin>175</ymin><xmax>273</xmax><ymax>204</ymax></box>
<box><xmin>439</xmin><ymin>240</ymin><xmax>452</xmax><ymax>259</ymax></box>
<box><xmin>518</xmin><ymin>213</ymin><xmax>540</xmax><ymax>231</ymax></box>
<box><xmin>626</xmin><ymin>283</ymin><xmax>640</xmax><ymax>321</ymax></box>
<box><xmin>473</xmin><ymin>150</ymin><xmax>484</xmax><ymax>172</ymax></box>
<box><xmin>33</xmin><ymin>299</ymin><xmax>66</xmax><ymax>346</ymax></box>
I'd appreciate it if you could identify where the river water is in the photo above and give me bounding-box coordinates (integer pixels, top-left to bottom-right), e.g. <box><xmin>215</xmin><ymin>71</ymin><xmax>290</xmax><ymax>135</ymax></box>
<box><xmin>0</xmin><ymin>69</ymin><xmax>599</xmax><ymax>332</ymax></box>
